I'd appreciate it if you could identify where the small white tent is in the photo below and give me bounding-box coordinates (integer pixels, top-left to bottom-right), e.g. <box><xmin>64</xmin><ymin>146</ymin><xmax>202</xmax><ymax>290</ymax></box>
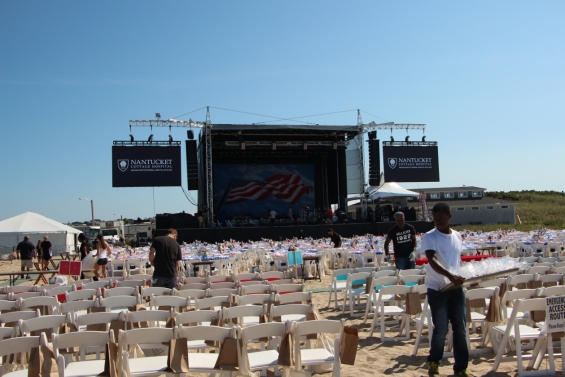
<box><xmin>347</xmin><ymin>182</ymin><xmax>419</xmax><ymax>205</ymax></box>
<box><xmin>0</xmin><ymin>212</ymin><xmax>81</xmax><ymax>255</ymax></box>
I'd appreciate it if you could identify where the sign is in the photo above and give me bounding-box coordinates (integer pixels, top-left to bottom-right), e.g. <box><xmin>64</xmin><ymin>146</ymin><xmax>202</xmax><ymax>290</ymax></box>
<box><xmin>59</xmin><ymin>260</ymin><xmax>82</xmax><ymax>276</ymax></box>
<box><xmin>382</xmin><ymin>145</ymin><xmax>440</xmax><ymax>182</ymax></box>
<box><xmin>112</xmin><ymin>146</ymin><xmax>182</xmax><ymax>187</ymax></box>
<box><xmin>545</xmin><ymin>295</ymin><xmax>565</xmax><ymax>333</ymax></box>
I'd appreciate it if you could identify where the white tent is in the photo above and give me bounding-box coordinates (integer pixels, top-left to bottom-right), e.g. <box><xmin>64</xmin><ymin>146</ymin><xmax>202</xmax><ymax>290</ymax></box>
<box><xmin>0</xmin><ymin>212</ymin><xmax>81</xmax><ymax>255</ymax></box>
<box><xmin>347</xmin><ymin>182</ymin><xmax>420</xmax><ymax>205</ymax></box>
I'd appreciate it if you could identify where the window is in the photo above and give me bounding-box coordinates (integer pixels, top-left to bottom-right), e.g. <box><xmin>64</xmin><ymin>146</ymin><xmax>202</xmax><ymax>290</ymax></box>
<box><xmin>472</xmin><ymin>191</ymin><xmax>482</xmax><ymax>198</ymax></box>
<box><xmin>486</xmin><ymin>206</ymin><xmax>494</xmax><ymax>210</ymax></box>
<box><xmin>457</xmin><ymin>207</ymin><xmax>465</xmax><ymax>211</ymax></box>
<box><xmin>444</xmin><ymin>192</ymin><xmax>454</xmax><ymax>199</ymax></box>
<box><xmin>458</xmin><ymin>192</ymin><xmax>468</xmax><ymax>198</ymax></box>
<box><xmin>430</xmin><ymin>193</ymin><xmax>440</xmax><ymax>199</ymax></box>
<box><xmin>501</xmin><ymin>205</ymin><xmax>509</xmax><ymax>209</ymax></box>
<box><xmin>471</xmin><ymin>207</ymin><xmax>479</xmax><ymax>210</ymax></box>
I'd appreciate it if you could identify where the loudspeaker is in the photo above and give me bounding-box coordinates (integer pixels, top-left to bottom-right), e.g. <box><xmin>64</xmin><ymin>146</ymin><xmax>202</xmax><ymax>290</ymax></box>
<box><xmin>368</xmin><ymin>139</ymin><xmax>381</xmax><ymax>186</ymax></box>
<box><xmin>187</xmin><ymin>130</ymin><xmax>194</xmax><ymax>140</ymax></box>
<box><xmin>185</xmin><ymin>140</ymin><xmax>198</xmax><ymax>190</ymax></box>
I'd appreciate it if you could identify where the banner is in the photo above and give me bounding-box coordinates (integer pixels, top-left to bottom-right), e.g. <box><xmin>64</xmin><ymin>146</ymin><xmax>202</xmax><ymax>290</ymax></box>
<box><xmin>112</xmin><ymin>146</ymin><xmax>182</xmax><ymax>187</ymax></box>
<box><xmin>382</xmin><ymin>145</ymin><xmax>439</xmax><ymax>182</ymax></box>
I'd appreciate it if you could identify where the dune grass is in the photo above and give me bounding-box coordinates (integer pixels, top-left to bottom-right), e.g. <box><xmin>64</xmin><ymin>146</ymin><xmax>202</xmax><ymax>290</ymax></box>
<box><xmin>452</xmin><ymin>190</ymin><xmax>565</xmax><ymax>233</ymax></box>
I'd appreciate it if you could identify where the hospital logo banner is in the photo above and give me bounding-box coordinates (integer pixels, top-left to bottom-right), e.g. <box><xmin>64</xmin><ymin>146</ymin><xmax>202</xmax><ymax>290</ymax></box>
<box><xmin>112</xmin><ymin>146</ymin><xmax>181</xmax><ymax>187</ymax></box>
<box><xmin>382</xmin><ymin>145</ymin><xmax>440</xmax><ymax>182</ymax></box>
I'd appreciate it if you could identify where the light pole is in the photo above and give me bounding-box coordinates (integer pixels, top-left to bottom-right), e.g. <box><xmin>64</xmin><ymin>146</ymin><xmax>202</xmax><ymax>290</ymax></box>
<box><xmin>114</xmin><ymin>213</ymin><xmax>124</xmax><ymax>240</ymax></box>
<box><xmin>79</xmin><ymin>198</ymin><xmax>94</xmax><ymax>227</ymax></box>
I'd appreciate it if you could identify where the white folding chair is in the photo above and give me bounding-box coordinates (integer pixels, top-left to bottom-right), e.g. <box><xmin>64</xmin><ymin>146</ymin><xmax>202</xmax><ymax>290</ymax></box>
<box><xmin>176</xmin><ymin>325</ymin><xmax>236</xmax><ymax>374</ymax></box>
<box><xmin>17</xmin><ymin>314</ymin><xmax>69</xmax><ymax>338</ymax></box>
<box><xmin>275</xmin><ymin>291</ymin><xmax>312</xmax><ymax>305</ymax></box>
<box><xmin>238</xmin><ymin>322</ymin><xmax>286</xmax><ymax>376</ymax></box>
<box><xmin>128</xmin><ymin>308</ymin><xmax>172</xmax><ymax>329</ymax></box>
<box><xmin>222</xmin><ymin>304</ymin><xmax>268</xmax><ymax>327</ymax></box>
<box><xmin>119</xmin><ymin>327</ymin><xmax>176</xmax><ymax>376</ymax></box>
<box><xmin>65</xmin><ymin>289</ymin><xmax>98</xmax><ymax>302</ymax></box>
<box><xmin>236</xmin><ymin>294</ymin><xmax>273</xmax><ymax>306</ymax></box>
<box><xmin>270</xmin><ymin>284</ymin><xmax>304</xmax><ymax>296</ymax></box>
<box><xmin>0</xmin><ymin>335</ymin><xmax>41</xmax><ymax>375</ymax></box>
<box><xmin>293</xmin><ymin>320</ymin><xmax>344</xmax><ymax>377</ymax></box>
<box><xmin>97</xmin><ymin>295</ymin><xmax>140</xmax><ymax>312</ymax></box>
<box><xmin>362</xmin><ymin>275</ymin><xmax>399</xmax><ymax>324</ymax></box>
<box><xmin>269</xmin><ymin>303</ymin><xmax>312</xmax><ymax>322</ymax></box>
<box><xmin>368</xmin><ymin>284</ymin><xmax>412</xmax><ymax>340</ymax></box>
<box><xmin>52</xmin><ymin>330</ymin><xmax>114</xmax><ymax>377</ymax></box>
<box><xmin>59</xmin><ymin>300</ymin><xmax>97</xmax><ymax>316</ymax></box>
<box><xmin>341</xmin><ymin>272</ymin><xmax>371</xmax><ymax>317</ymax></box>
<box><xmin>206</xmin><ymin>288</ymin><xmax>239</xmax><ymax>297</ymax></box>
<box><xmin>17</xmin><ymin>295</ymin><xmax>60</xmax><ymax>315</ymax></box>
<box><xmin>103</xmin><ymin>286</ymin><xmax>138</xmax><ymax>298</ymax></box>
<box><xmin>241</xmin><ymin>284</ymin><xmax>271</xmax><ymax>296</ymax></box>
<box><xmin>149</xmin><ymin>295</ymin><xmax>189</xmax><ymax>312</ymax></box>
<box><xmin>194</xmin><ymin>296</ymin><xmax>231</xmax><ymax>311</ymax></box>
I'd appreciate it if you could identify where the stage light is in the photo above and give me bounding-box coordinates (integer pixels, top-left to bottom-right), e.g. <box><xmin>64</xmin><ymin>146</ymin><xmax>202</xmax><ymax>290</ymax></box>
<box><xmin>422</xmin><ymin>135</ymin><xmax>426</xmax><ymax>142</ymax></box>
<box><xmin>368</xmin><ymin>131</ymin><xmax>376</xmax><ymax>140</ymax></box>
<box><xmin>187</xmin><ymin>130</ymin><xmax>194</xmax><ymax>139</ymax></box>
<box><xmin>241</xmin><ymin>142</ymin><xmax>246</xmax><ymax>150</ymax></box>
<box><xmin>390</xmin><ymin>136</ymin><xmax>394</xmax><ymax>142</ymax></box>
<box><xmin>272</xmin><ymin>143</ymin><xmax>276</xmax><ymax>150</ymax></box>
<box><xmin>148</xmin><ymin>134</ymin><xmax>154</xmax><ymax>143</ymax></box>
<box><xmin>129</xmin><ymin>134</ymin><xmax>134</xmax><ymax>142</ymax></box>
<box><xmin>169</xmin><ymin>135</ymin><xmax>173</xmax><ymax>144</ymax></box>
<box><xmin>303</xmin><ymin>142</ymin><xmax>308</xmax><ymax>150</ymax></box>
<box><xmin>405</xmin><ymin>135</ymin><xmax>410</xmax><ymax>142</ymax></box>
<box><xmin>156</xmin><ymin>113</ymin><xmax>161</xmax><ymax>119</ymax></box>
<box><xmin>333</xmin><ymin>142</ymin><xmax>337</xmax><ymax>150</ymax></box>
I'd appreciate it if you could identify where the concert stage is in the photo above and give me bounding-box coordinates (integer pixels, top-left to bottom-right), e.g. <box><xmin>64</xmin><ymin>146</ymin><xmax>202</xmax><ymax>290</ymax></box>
<box><xmin>155</xmin><ymin>221</ymin><xmax>434</xmax><ymax>244</ymax></box>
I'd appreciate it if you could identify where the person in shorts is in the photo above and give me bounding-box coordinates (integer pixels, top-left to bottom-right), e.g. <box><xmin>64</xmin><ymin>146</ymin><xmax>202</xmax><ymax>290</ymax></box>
<box><xmin>41</xmin><ymin>236</ymin><xmax>53</xmax><ymax>270</ymax></box>
<box><xmin>93</xmin><ymin>234</ymin><xmax>111</xmax><ymax>279</ymax></box>
<box><xmin>149</xmin><ymin>228</ymin><xmax>181</xmax><ymax>289</ymax></box>
<box><xmin>17</xmin><ymin>235</ymin><xmax>36</xmax><ymax>279</ymax></box>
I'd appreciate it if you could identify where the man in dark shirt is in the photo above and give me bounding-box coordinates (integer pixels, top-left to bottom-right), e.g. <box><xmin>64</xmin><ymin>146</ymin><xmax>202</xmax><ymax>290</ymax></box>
<box><xmin>41</xmin><ymin>236</ymin><xmax>53</xmax><ymax>270</ymax></box>
<box><xmin>327</xmin><ymin>228</ymin><xmax>342</xmax><ymax>248</ymax></box>
<box><xmin>16</xmin><ymin>235</ymin><xmax>36</xmax><ymax>279</ymax></box>
<box><xmin>149</xmin><ymin>228</ymin><xmax>182</xmax><ymax>288</ymax></box>
<box><xmin>384</xmin><ymin>212</ymin><xmax>417</xmax><ymax>270</ymax></box>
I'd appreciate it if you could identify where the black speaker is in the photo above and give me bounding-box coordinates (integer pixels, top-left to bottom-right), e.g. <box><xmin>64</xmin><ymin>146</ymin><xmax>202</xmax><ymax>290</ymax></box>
<box><xmin>185</xmin><ymin>140</ymin><xmax>198</xmax><ymax>190</ymax></box>
<box><xmin>187</xmin><ymin>130</ymin><xmax>194</xmax><ymax>140</ymax></box>
<box><xmin>368</xmin><ymin>139</ymin><xmax>381</xmax><ymax>186</ymax></box>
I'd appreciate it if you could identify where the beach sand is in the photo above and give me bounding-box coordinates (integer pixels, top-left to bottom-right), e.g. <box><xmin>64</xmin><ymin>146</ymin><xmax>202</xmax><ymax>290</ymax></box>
<box><xmin>0</xmin><ymin>258</ymin><xmax>560</xmax><ymax>377</ymax></box>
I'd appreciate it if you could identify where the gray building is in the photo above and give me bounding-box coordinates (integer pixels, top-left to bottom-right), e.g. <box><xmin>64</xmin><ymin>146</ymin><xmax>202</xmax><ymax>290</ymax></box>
<box><xmin>406</xmin><ymin>186</ymin><xmax>516</xmax><ymax>226</ymax></box>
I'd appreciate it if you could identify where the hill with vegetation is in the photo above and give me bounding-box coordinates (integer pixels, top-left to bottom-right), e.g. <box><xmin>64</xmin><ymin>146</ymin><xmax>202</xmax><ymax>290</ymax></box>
<box><xmin>453</xmin><ymin>190</ymin><xmax>565</xmax><ymax>232</ymax></box>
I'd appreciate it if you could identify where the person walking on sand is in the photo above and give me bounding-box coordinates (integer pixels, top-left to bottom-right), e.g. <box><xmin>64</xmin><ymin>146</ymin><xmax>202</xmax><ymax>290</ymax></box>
<box><xmin>148</xmin><ymin>228</ymin><xmax>181</xmax><ymax>289</ymax></box>
<box><xmin>422</xmin><ymin>203</ymin><xmax>469</xmax><ymax>377</ymax></box>
<box><xmin>93</xmin><ymin>234</ymin><xmax>111</xmax><ymax>279</ymax></box>
<box><xmin>17</xmin><ymin>235</ymin><xmax>36</xmax><ymax>279</ymax></box>
<box><xmin>40</xmin><ymin>236</ymin><xmax>53</xmax><ymax>270</ymax></box>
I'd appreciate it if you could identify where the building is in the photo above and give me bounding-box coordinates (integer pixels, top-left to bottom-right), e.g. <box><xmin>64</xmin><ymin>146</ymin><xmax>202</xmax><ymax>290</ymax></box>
<box><xmin>407</xmin><ymin>186</ymin><xmax>516</xmax><ymax>226</ymax></box>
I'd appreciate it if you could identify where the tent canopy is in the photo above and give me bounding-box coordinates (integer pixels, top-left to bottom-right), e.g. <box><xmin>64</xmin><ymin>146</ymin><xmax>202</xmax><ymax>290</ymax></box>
<box><xmin>347</xmin><ymin>182</ymin><xmax>419</xmax><ymax>205</ymax></box>
<box><xmin>0</xmin><ymin>212</ymin><xmax>81</xmax><ymax>254</ymax></box>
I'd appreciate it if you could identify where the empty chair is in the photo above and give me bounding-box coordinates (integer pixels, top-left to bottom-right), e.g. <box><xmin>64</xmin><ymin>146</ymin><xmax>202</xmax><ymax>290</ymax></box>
<box><xmin>97</xmin><ymin>295</ymin><xmax>140</xmax><ymax>312</ymax></box>
<box><xmin>341</xmin><ymin>272</ymin><xmax>371</xmax><ymax>317</ymax></box>
<box><xmin>194</xmin><ymin>296</ymin><xmax>231</xmax><ymax>311</ymax></box>
<box><xmin>0</xmin><ymin>299</ymin><xmax>18</xmax><ymax>313</ymax></box>
<box><xmin>107</xmin><ymin>259</ymin><xmax>125</xmax><ymax>277</ymax></box>
<box><xmin>275</xmin><ymin>291</ymin><xmax>313</xmax><ymax>305</ymax></box>
<box><xmin>499</xmin><ymin>289</ymin><xmax>537</xmax><ymax>321</ymax></box>
<box><xmin>174</xmin><ymin>309</ymin><xmax>220</xmax><ymax>327</ymax></box>
<box><xmin>59</xmin><ymin>300</ymin><xmax>97</xmax><ymax>316</ymax></box>
<box><xmin>233</xmin><ymin>273</ymin><xmax>260</xmax><ymax>284</ymax></box>
<box><xmin>126</xmin><ymin>259</ymin><xmax>144</xmax><ymax>275</ymax></box>
<box><xmin>238</xmin><ymin>322</ymin><xmax>286</xmax><ymax>376</ymax></box>
<box><xmin>116</xmin><ymin>279</ymin><xmax>145</xmax><ymax>288</ymax></box>
<box><xmin>65</xmin><ymin>289</ymin><xmax>98</xmax><ymax>302</ymax></box>
<box><xmin>206</xmin><ymin>287</ymin><xmax>239</xmax><ymax>297</ymax></box>
<box><xmin>260</xmin><ymin>271</ymin><xmax>285</xmax><ymax>281</ymax></box>
<box><xmin>43</xmin><ymin>285</ymin><xmax>75</xmax><ymax>300</ymax></box>
<box><xmin>267</xmin><ymin>278</ymin><xmax>294</xmax><ymax>285</ymax></box>
<box><xmin>140</xmin><ymin>287</ymin><xmax>172</xmax><ymax>301</ymax></box>
<box><xmin>119</xmin><ymin>327</ymin><xmax>176</xmax><ymax>376</ymax></box>
<box><xmin>538</xmin><ymin>274</ymin><xmax>563</xmax><ymax>287</ymax></box>
<box><xmin>363</xmin><ymin>275</ymin><xmax>399</xmax><ymax>324</ymax></box>
<box><xmin>82</xmin><ymin>280</ymin><xmax>112</xmax><ymax>290</ymax></box>
<box><xmin>270</xmin><ymin>303</ymin><xmax>312</xmax><ymax>322</ymax></box>
<box><xmin>0</xmin><ymin>309</ymin><xmax>39</xmax><ymax>328</ymax></box>
<box><xmin>506</xmin><ymin>274</ymin><xmax>536</xmax><ymax>291</ymax></box>
<box><xmin>221</xmin><ymin>304</ymin><xmax>268</xmax><ymax>327</ymax></box>
<box><xmin>128</xmin><ymin>308</ymin><xmax>172</xmax><ymax>329</ymax></box>
<box><xmin>293</xmin><ymin>320</ymin><xmax>344</xmax><ymax>376</ymax></box>
<box><xmin>528</xmin><ymin>265</ymin><xmax>551</xmax><ymax>275</ymax></box>
<box><xmin>236</xmin><ymin>293</ymin><xmax>273</xmax><ymax>306</ymax></box>
<box><xmin>52</xmin><ymin>330</ymin><xmax>114</xmax><ymax>377</ymax></box>
<box><xmin>172</xmin><ymin>288</ymin><xmax>207</xmax><ymax>304</ymax></box>
<box><xmin>270</xmin><ymin>283</ymin><xmax>304</xmax><ymax>295</ymax></box>
<box><xmin>177</xmin><ymin>283</ymin><xmax>207</xmax><ymax>291</ymax></box>
<box><xmin>74</xmin><ymin>311</ymin><xmax>124</xmax><ymax>332</ymax></box>
<box><xmin>149</xmin><ymin>295</ymin><xmax>190</xmax><ymax>311</ymax></box>
<box><xmin>17</xmin><ymin>295</ymin><xmax>60</xmax><ymax>315</ymax></box>
<box><xmin>360</xmin><ymin>252</ymin><xmax>377</xmax><ymax>267</ymax></box>
<box><xmin>368</xmin><ymin>284</ymin><xmax>412</xmax><ymax>340</ymax></box>
<box><xmin>7</xmin><ymin>291</ymin><xmax>42</xmax><ymax>300</ymax></box>
<box><xmin>176</xmin><ymin>325</ymin><xmax>236</xmax><ymax>374</ymax></box>
<box><xmin>206</xmin><ymin>274</ymin><xmax>232</xmax><ymax>284</ymax></box>
<box><xmin>208</xmin><ymin>281</ymin><xmax>237</xmax><ymax>289</ymax></box>
<box><xmin>103</xmin><ymin>286</ymin><xmax>138</xmax><ymax>298</ymax></box>
<box><xmin>0</xmin><ymin>336</ymin><xmax>41</xmax><ymax>376</ymax></box>
<box><xmin>17</xmin><ymin>314</ymin><xmax>69</xmax><ymax>338</ymax></box>
<box><xmin>179</xmin><ymin>277</ymin><xmax>206</xmax><ymax>284</ymax></box>
<box><xmin>399</xmin><ymin>274</ymin><xmax>424</xmax><ymax>287</ymax></box>
<box><xmin>240</xmin><ymin>284</ymin><xmax>271</xmax><ymax>296</ymax></box>
<box><xmin>398</xmin><ymin>268</ymin><xmax>424</xmax><ymax>276</ymax></box>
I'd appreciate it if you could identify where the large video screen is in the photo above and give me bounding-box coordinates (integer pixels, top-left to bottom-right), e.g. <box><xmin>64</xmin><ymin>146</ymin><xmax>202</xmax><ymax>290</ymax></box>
<box><xmin>112</xmin><ymin>146</ymin><xmax>182</xmax><ymax>187</ymax></box>
<box><xmin>213</xmin><ymin>164</ymin><xmax>315</xmax><ymax>218</ymax></box>
<box><xmin>382</xmin><ymin>145</ymin><xmax>440</xmax><ymax>182</ymax></box>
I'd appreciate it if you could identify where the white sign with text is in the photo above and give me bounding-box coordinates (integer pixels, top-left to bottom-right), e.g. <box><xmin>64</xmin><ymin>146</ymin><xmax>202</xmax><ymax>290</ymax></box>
<box><xmin>545</xmin><ymin>295</ymin><xmax>565</xmax><ymax>333</ymax></box>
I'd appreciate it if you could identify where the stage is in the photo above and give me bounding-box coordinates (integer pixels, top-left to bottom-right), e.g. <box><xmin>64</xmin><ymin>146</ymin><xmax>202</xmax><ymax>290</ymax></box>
<box><xmin>155</xmin><ymin>221</ymin><xmax>434</xmax><ymax>244</ymax></box>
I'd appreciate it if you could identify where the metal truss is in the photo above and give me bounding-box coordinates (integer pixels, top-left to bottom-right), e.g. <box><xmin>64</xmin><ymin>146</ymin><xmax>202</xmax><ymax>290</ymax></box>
<box><xmin>362</xmin><ymin>122</ymin><xmax>426</xmax><ymax>131</ymax></box>
<box><xmin>113</xmin><ymin>141</ymin><xmax>181</xmax><ymax>146</ymax></box>
<box><xmin>382</xmin><ymin>141</ymin><xmax>437</xmax><ymax>147</ymax></box>
<box><xmin>204</xmin><ymin>108</ymin><xmax>214</xmax><ymax>226</ymax></box>
<box><xmin>129</xmin><ymin>119</ymin><xmax>205</xmax><ymax>128</ymax></box>
<box><xmin>223</xmin><ymin>141</ymin><xmax>348</xmax><ymax>148</ymax></box>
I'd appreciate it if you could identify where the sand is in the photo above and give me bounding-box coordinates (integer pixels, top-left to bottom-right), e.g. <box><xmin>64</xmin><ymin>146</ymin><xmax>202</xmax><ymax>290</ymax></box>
<box><xmin>0</xmin><ymin>258</ymin><xmax>561</xmax><ymax>377</ymax></box>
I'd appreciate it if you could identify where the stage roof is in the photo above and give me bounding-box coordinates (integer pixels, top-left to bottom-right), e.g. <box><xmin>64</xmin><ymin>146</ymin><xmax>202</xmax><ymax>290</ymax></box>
<box><xmin>211</xmin><ymin>124</ymin><xmax>359</xmax><ymax>134</ymax></box>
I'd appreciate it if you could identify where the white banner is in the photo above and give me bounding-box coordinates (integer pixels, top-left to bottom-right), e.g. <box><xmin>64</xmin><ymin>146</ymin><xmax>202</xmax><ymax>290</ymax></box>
<box><xmin>545</xmin><ymin>295</ymin><xmax>565</xmax><ymax>333</ymax></box>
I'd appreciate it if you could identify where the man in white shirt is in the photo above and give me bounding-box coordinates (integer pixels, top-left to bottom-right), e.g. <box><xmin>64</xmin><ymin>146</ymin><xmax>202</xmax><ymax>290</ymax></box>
<box><xmin>421</xmin><ymin>203</ymin><xmax>469</xmax><ymax>377</ymax></box>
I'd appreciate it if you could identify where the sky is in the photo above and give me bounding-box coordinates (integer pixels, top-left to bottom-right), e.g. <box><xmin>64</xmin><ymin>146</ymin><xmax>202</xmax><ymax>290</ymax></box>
<box><xmin>1</xmin><ymin>1</ymin><xmax>563</xmax><ymax>224</ymax></box>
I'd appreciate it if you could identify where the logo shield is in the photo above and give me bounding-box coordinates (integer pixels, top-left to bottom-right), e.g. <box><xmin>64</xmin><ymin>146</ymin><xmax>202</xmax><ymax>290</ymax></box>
<box><xmin>117</xmin><ymin>159</ymin><xmax>129</xmax><ymax>172</ymax></box>
<box><xmin>388</xmin><ymin>158</ymin><xmax>397</xmax><ymax>169</ymax></box>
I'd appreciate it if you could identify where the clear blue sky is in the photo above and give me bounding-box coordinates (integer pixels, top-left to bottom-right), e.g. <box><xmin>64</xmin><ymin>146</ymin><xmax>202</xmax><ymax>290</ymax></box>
<box><xmin>1</xmin><ymin>1</ymin><xmax>563</xmax><ymax>224</ymax></box>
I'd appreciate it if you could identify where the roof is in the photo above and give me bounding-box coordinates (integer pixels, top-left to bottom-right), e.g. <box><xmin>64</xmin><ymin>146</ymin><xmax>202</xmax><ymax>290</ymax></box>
<box><xmin>406</xmin><ymin>186</ymin><xmax>486</xmax><ymax>192</ymax></box>
<box><xmin>429</xmin><ymin>197</ymin><xmax>516</xmax><ymax>206</ymax></box>
<box><xmin>0</xmin><ymin>212</ymin><xmax>82</xmax><ymax>234</ymax></box>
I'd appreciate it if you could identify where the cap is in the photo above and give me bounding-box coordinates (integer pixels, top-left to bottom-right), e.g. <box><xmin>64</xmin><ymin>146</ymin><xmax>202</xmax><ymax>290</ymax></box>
<box><xmin>96</xmin><ymin>234</ymin><xmax>104</xmax><ymax>239</ymax></box>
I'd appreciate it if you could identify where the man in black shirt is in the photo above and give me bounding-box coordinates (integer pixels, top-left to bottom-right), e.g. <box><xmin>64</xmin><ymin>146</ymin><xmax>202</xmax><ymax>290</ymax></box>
<box><xmin>328</xmin><ymin>228</ymin><xmax>342</xmax><ymax>248</ymax></box>
<box><xmin>16</xmin><ymin>235</ymin><xmax>36</xmax><ymax>279</ymax></box>
<box><xmin>384</xmin><ymin>212</ymin><xmax>417</xmax><ymax>270</ymax></box>
<box><xmin>149</xmin><ymin>228</ymin><xmax>182</xmax><ymax>288</ymax></box>
<box><xmin>41</xmin><ymin>236</ymin><xmax>53</xmax><ymax>270</ymax></box>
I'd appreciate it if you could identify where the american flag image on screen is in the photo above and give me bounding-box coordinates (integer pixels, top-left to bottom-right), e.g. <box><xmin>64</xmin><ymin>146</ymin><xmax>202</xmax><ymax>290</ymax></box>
<box><xmin>224</xmin><ymin>174</ymin><xmax>313</xmax><ymax>204</ymax></box>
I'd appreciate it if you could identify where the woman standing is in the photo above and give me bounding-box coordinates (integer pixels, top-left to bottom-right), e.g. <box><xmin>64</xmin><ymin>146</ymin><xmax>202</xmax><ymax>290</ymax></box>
<box><xmin>93</xmin><ymin>234</ymin><xmax>112</xmax><ymax>279</ymax></box>
<box><xmin>36</xmin><ymin>239</ymin><xmax>43</xmax><ymax>266</ymax></box>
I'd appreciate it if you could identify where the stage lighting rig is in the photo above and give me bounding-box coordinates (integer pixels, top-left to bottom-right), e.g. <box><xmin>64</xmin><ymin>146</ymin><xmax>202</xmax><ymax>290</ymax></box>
<box><xmin>422</xmin><ymin>135</ymin><xmax>426</xmax><ymax>142</ymax></box>
<box><xmin>405</xmin><ymin>135</ymin><xmax>410</xmax><ymax>142</ymax></box>
<box><xmin>129</xmin><ymin>134</ymin><xmax>134</xmax><ymax>142</ymax></box>
<box><xmin>169</xmin><ymin>135</ymin><xmax>173</xmax><ymax>145</ymax></box>
<box><xmin>390</xmin><ymin>136</ymin><xmax>394</xmax><ymax>142</ymax></box>
<box><xmin>147</xmin><ymin>134</ymin><xmax>154</xmax><ymax>143</ymax></box>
